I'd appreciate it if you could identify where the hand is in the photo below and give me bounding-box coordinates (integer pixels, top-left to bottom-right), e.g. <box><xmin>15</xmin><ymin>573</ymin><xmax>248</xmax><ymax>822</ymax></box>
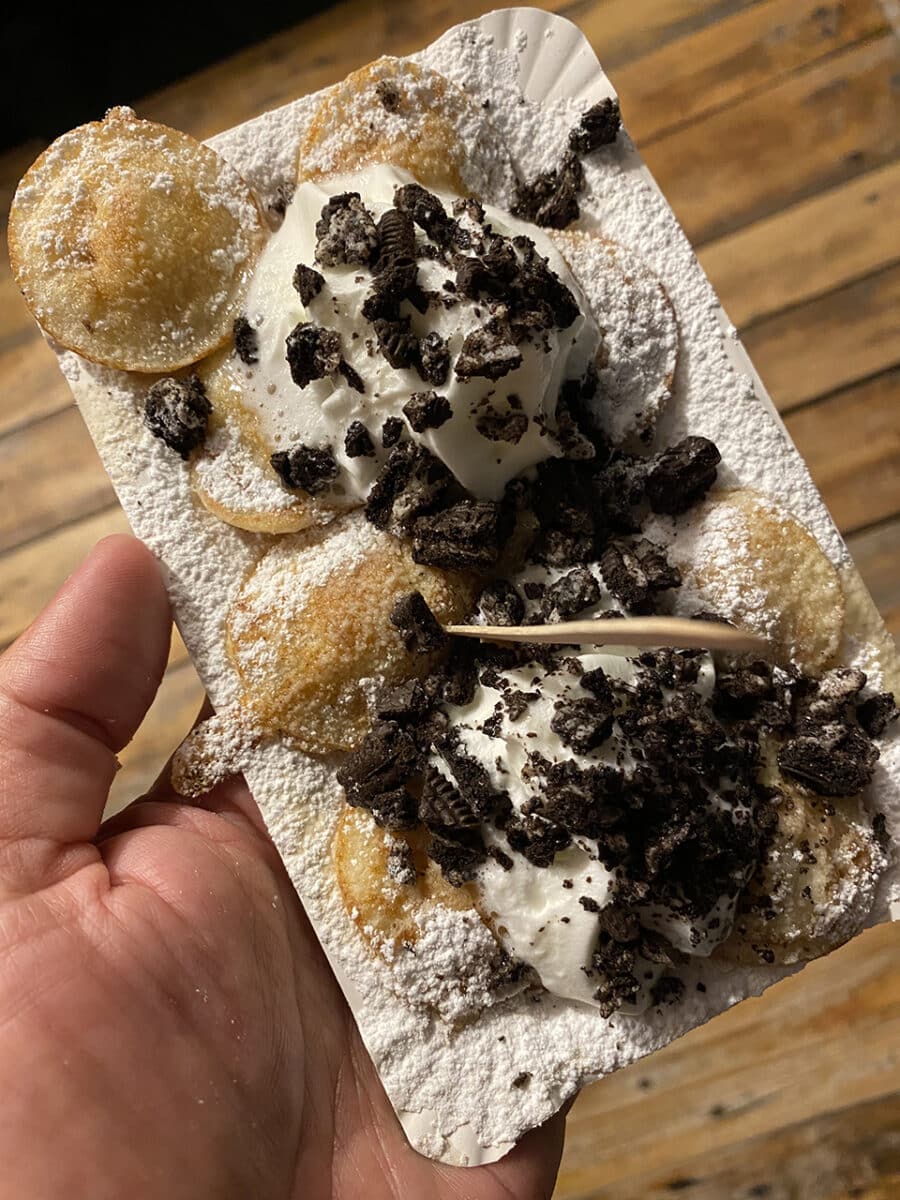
<box><xmin>0</xmin><ymin>536</ymin><xmax>565</xmax><ymax>1200</ymax></box>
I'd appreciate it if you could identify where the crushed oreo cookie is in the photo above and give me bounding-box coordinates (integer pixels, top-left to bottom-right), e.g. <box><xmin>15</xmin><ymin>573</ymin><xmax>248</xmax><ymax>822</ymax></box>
<box><xmin>857</xmin><ymin>692</ymin><xmax>899</xmax><ymax>738</ymax></box>
<box><xmin>381</xmin><ymin>416</ymin><xmax>405</xmax><ymax>449</ymax></box>
<box><xmin>390</xmin><ymin>591</ymin><xmax>446</xmax><ymax>654</ymax></box>
<box><xmin>232</xmin><ymin>316</ymin><xmax>258</xmax><ymax>365</ymax></box>
<box><xmin>285</xmin><ymin>322</ymin><xmax>342</xmax><ymax>388</ymax></box>
<box><xmin>456</xmin><ymin>322</ymin><xmax>523</xmax><ymax>382</ymax></box>
<box><xmin>365</xmin><ymin>441</ymin><xmax>453</xmax><ymax>530</ymax></box>
<box><xmin>411</xmin><ymin>500</ymin><xmax>505</xmax><ymax>568</ymax></box>
<box><xmin>338</xmin><ymin>359</ymin><xmax>365</xmax><ymax>393</ymax></box>
<box><xmin>376</xmin><ymin>678</ymin><xmax>430</xmax><ymax>724</ymax></box>
<box><xmin>315</xmin><ymin>192</ymin><xmax>378</xmax><ymax>267</ymax></box>
<box><xmin>143</xmin><ymin>375</ymin><xmax>211</xmax><ymax>460</ymax></box>
<box><xmin>419</xmin><ymin>764</ymin><xmax>479</xmax><ymax>830</ymax></box>
<box><xmin>600</xmin><ymin>539</ymin><xmax>681</xmax><ymax>613</ymax></box>
<box><xmin>344</xmin><ymin>420</ymin><xmax>375</xmax><ymax>458</ymax></box>
<box><xmin>778</xmin><ymin>721</ymin><xmax>879</xmax><ymax>796</ymax></box>
<box><xmin>568</xmin><ymin>98</ymin><xmax>621</xmax><ymax>154</ymax></box>
<box><xmin>478</xmin><ymin>580</ymin><xmax>525</xmax><ymax>627</ymax></box>
<box><xmin>512</xmin><ymin>153</ymin><xmax>584</xmax><ymax>230</ymax></box>
<box><xmin>475</xmin><ymin>406</ymin><xmax>529</xmax><ymax>444</ymax></box>
<box><xmin>373</xmin><ymin>316</ymin><xmax>419</xmax><ymax>369</ymax></box>
<box><xmin>541</xmin><ymin>567</ymin><xmax>600</xmax><ymax>621</ymax></box>
<box><xmin>646</xmin><ymin>437</ymin><xmax>721</xmax><ymax>515</ymax></box>
<box><xmin>417</xmin><ymin>331</ymin><xmax>450</xmax><ymax>386</ymax></box>
<box><xmin>551</xmin><ymin>696</ymin><xmax>614</xmax><ymax>753</ymax></box>
<box><xmin>336</xmin><ymin>721</ymin><xmax>421</xmax><ymax>827</ymax></box>
<box><xmin>270</xmin><ymin>443</ymin><xmax>338</xmax><ymax>494</ymax></box>
<box><xmin>394</xmin><ymin>182</ymin><xmax>456</xmax><ymax>245</ymax></box>
<box><xmin>403</xmin><ymin>390</ymin><xmax>452</xmax><ymax>432</ymax></box>
<box><xmin>292</xmin><ymin>263</ymin><xmax>325</xmax><ymax>306</ymax></box>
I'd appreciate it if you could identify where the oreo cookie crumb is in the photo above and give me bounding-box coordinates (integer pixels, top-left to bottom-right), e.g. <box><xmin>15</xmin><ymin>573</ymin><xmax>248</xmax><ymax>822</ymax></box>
<box><xmin>418</xmin><ymin>331</ymin><xmax>450</xmax><ymax>386</ymax></box>
<box><xmin>315</xmin><ymin>192</ymin><xmax>377</xmax><ymax>267</ymax></box>
<box><xmin>381</xmin><ymin>416</ymin><xmax>405</xmax><ymax>448</ymax></box>
<box><xmin>338</xmin><ymin>360</ymin><xmax>365</xmax><ymax>393</ymax></box>
<box><xmin>475</xmin><ymin>407</ymin><xmax>529</xmax><ymax>443</ymax></box>
<box><xmin>478</xmin><ymin>580</ymin><xmax>525</xmax><ymax>627</ymax></box>
<box><xmin>270</xmin><ymin>443</ymin><xmax>339</xmax><ymax>494</ymax></box>
<box><xmin>512</xmin><ymin>153</ymin><xmax>584</xmax><ymax>230</ymax></box>
<box><xmin>376</xmin><ymin>678</ymin><xmax>429</xmax><ymax>724</ymax></box>
<box><xmin>488</xmin><ymin>846</ymin><xmax>514</xmax><ymax>871</ymax></box>
<box><xmin>336</xmin><ymin>721</ymin><xmax>421</xmax><ymax>818</ymax></box>
<box><xmin>367</xmin><ymin>788</ymin><xmax>419</xmax><ymax>832</ymax></box>
<box><xmin>646</xmin><ymin>437</ymin><xmax>721</xmax><ymax>515</ymax></box>
<box><xmin>778</xmin><ymin>721</ymin><xmax>879</xmax><ymax>796</ymax></box>
<box><xmin>541</xmin><ymin>567</ymin><xmax>600</xmax><ymax>621</ymax></box>
<box><xmin>427</xmin><ymin>827</ymin><xmax>485</xmax><ymax>886</ymax></box>
<box><xmin>600</xmin><ymin>539</ymin><xmax>681</xmax><ymax>613</ymax></box>
<box><xmin>412</xmin><ymin>500</ymin><xmax>505</xmax><ymax>568</ymax></box>
<box><xmin>375</xmin><ymin>78</ymin><xmax>402</xmax><ymax>112</ymax></box>
<box><xmin>292</xmin><ymin>263</ymin><xmax>325</xmax><ymax>306</ymax></box>
<box><xmin>344</xmin><ymin>420</ymin><xmax>375</xmax><ymax>458</ymax></box>
<box><xmin>569</xmin><ymin>98</ymin><xmax>621</xmax><ymax>153</ymax></box>
<box><xmin>857</xmin><ymin>692</ymin><xmax>899</xmax><ymax>737</ymax></box>
<box><xmin>390</xmin><ymin>591</ymin><xmax>446</xmax><ymax>653</ymax></box>
<box><xmin>394</xmin><ymin>182</ymin><xmax>456</xmax><ymax>244</ymax></box>
<box><xmin>233</xmin><ymin>316</ymin><xmax>258</xmax><ymax>364</ymax></box>
<box><xmin>285</xmin><ymin>323</ymin><xmax>342</xmax><ymax>388</ymax></box>
<box><xmin>456</xmin><ymin>323</ymin><xmax>523</xmax><ymax>382</ymax></box>
<box><xmin>551</xmin><ymin>696</ymin><xmax>614</xmax><ymax>753</ymax></box>
<box><xmin>374</xmin><ymin>316</ymin><xmax>419</xmax><ymax>369</ymax></box>
<box><xmin>387</xmin><ymin>841</ymin><xmax>416</xmax><ymax>885</ymax></box>
<box><xmin>438</xmin><ymin>734</ymin><xmax>509</xmax><ymax>820</ymax></box>
<box><xmin>143</xmin><ymin>375</ymin><xmax>211</xmax><ymax>460</ymax></box>
<box><xmin>505</xmin><ymin>812</ymin><xmax>571</xmax><ymax>867</ymax></box>
<box><xmin>365</xmin><ymin>442</ymin><xmax>452</xmax><ymax>530</ymax></box>
<box><xmin>420</xmin><ymin>764</ymin><xmax>479</xmax><ymax>829</ymax></box>
<box><xmin>403</xmin><ymin>390</ymin><xmax>452</xmax><ymax>432</ymax></box>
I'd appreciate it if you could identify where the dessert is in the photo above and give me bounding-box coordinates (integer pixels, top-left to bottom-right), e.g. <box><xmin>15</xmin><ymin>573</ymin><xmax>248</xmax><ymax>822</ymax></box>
<box><xmin>8</xmin><ymin>9</ymin><xmax>899</xmax><ymax>1166</ymax></box>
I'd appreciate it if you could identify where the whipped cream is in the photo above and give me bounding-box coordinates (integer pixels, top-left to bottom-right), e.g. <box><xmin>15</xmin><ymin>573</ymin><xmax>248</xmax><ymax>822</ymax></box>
<box><xmin>238</xmin><ymin>164</ymin><xmax>599</xmax><ymax>501</ymax></box>
<box><xmin>436</xmin><ymin>648</ymin><xmax>742</xmax><ymax>1013</ymax></box>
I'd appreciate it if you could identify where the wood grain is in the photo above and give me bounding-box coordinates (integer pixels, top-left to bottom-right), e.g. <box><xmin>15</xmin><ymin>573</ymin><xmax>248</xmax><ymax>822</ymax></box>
<box><xmin>615</xmin><ymin>0</ymin><xmax>887</xmax><ymax>144</ymax></box>
<box><xmin>847</xmin><ymin>517</ymin><xmax>900</xmax><ymax>639</ymax></box>
<box><xmin>744</xmin><ymin>263</ymin><xmax>900</xmax><ymax>412</ymax></box>
<box><xmin>784</xmin><ymin>368</ymin><xmax>900</xmax><ymax>532</ymax></box>
<box><xmin>0</xmin><ymin>406</ymin><xmax>113</xmax><ymax>553</ymax></box>
<box><xmin>643</xmin><ymin>34</ymin><xmax>900</xmax><ymax>246</ymax></box>
<box><xmin>699</xmin><ymin>161</ymin><xmax>900</xmax><ymax>327</ymax></box>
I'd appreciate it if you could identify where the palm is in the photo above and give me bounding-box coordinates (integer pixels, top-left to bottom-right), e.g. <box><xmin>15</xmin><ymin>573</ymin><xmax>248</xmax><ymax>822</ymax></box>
<box><xmin>0</xmin><ymin>537</ymin><xmax>563</xmax><ymax>1200</ymax></box>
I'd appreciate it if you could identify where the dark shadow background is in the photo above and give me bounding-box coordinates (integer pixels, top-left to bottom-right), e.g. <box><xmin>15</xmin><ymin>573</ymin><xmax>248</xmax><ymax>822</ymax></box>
<box><xmin>1</xmin><ymin>6</ymin><xmax>336</xmax><ymax>149</ymax></box>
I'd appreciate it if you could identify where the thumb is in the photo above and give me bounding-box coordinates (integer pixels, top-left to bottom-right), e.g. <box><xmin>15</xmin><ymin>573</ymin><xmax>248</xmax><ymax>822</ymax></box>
<box><xmin>0</xmin><ymin>535</ymin><xmax>171</xmax><ymax>888</ymax></box>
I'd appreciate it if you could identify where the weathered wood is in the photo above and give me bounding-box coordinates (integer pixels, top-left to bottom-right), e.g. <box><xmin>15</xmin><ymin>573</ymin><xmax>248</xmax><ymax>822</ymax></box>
<box><xmin>700</xmin><ymin>161</ymin><xmax>900</xmax><ymax>327</ymax></box>
<box><xmin>0</xmin><ymin>501</ymin><xmax>191</xmax><ymax>667</ymax></box>
<box><xmin>615</xmin><ymin>0</ymin><xmax>887</xmax><ymax>144</ymax></box>
<box><xmin>743</xmin><ymin>262</ymin><xmax>900</xmax><ymax>413</ymax></box>
<box><xmin>106</xmin><ymin>659</ymin><xmax>205</xmax><ymax>815</ymax></box>
<box><xmin>643</xmin><ymin>35</ymin><xmax>900</xmax><ymax>246</ymax></box>
<box><xmin>0</xmin><ymin>406</ymin><xmax>114</xmax><ymax>553</ymax></box>
<box><xmin>0</xmin><ymin>328</ymin><xmax>74</xmax><ymax>438</ymax></box>
<box><xmin>784</xmin><ymin>368</ymin><xmax>900</xmax><ymax>533</ymax></box>
<box><xmin>847</xmin><ymin>517</ymin><xmax>900</xmax><ymax>640</ymax></box>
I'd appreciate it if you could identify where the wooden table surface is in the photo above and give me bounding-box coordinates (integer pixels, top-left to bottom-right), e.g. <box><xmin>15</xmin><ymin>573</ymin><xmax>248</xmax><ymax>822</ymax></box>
<box><xmin>2</xmin><ymin>1</ymin><xmax>899</xmax><ymax>1195</ymax></box>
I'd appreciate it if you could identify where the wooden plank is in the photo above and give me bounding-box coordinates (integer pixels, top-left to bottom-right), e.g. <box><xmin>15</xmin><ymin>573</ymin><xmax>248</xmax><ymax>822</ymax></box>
<box><xmin>559</xmin><ymin>1089</ymin><xmax>900</xmax><ymax>1198</ymax></box>
<box><xmin>784</xmin><ymin>369</ymin><xmax>900</xmax><ymax>534</ymax></box>
<box><xmin>568</xmin><ymin>0</ymin><xmax>759</xmax><ymax>71</ymax></box>
<box><xmin>743</xmin><ymin>262</ymin><xmax>900</xmax><ymax>413</ymax></box>
<box><xmin>0</xmin><ymin>406</ymin><xmax>114</xmax><ymax>553</ymax></box>
<box><xmin>700</xmin><ymin>161</ymin><xmax>900</xmax><ymax>327</ymax></box>
<box><xmin>643</xmin><ymin>35</ymin><xmax>900</xmax><ymax>246</ymax></box>
<box><xmin>0</xmin><ymin>329</ymin><xmax>74</xmax><ymax>438</ymax></box>
<box><xmin>616</xmin><ymin>0</ymin><xmax>887</xmax><ymax>144</ymax></box>
<box><xmin>557</xmin><ymin>922</ymin><xmax>900</xmax><ymax>1195</ymax></box>
<box><xmin>847</xmin><ymin>517</ymin><xmax>900</xmax><ymax>641</ymax></box>
<box><xmin>0</xmin><ymin>502</ymin><xmax>191</xmax><ymax>670</ymax></box>
<box><xmin>106</xmin><ymin>659</ymin><xmax>205</xmax><ymax>816</ymax></box>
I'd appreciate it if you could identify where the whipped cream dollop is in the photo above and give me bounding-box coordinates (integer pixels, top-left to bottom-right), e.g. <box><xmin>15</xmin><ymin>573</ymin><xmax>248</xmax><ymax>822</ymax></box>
<box><xmin>434</xmin><ymin>648</ymin><xmax>746</xmax><ymax>1013</ymax></box>
<box><xmin>238</xmin><ymin>164</ymin><xmax>599</xmax><ymax>501</ymax></box>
